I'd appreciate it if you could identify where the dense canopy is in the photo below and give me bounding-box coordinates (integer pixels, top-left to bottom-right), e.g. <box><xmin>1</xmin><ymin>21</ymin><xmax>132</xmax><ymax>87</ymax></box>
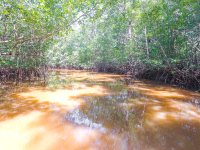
<box><xmin>0</xmin><ymin>0</ymin><xmax>200</xmax><ymax>89</ymax></box>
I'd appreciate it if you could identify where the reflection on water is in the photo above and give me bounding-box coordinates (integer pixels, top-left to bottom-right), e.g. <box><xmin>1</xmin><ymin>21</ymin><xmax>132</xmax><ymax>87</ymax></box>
<box><xmin>0</xmin><ymin>69</ymin><xmax>200</xmax><ymax>150</ymax></box>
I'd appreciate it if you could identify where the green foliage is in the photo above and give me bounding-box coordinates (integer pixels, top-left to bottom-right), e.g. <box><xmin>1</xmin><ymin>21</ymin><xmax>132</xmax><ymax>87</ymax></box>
<box><xmin>1</xmin><ymin>0</ymin><xmax>200</xmax><ymax>73</ymax></box>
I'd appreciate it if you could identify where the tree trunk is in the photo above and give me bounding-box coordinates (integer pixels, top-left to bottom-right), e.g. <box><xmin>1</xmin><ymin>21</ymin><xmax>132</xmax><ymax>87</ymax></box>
<box><xmin>128</xmin><ymin>21</ymin><xmax>132</xmax><ymax>41</ymax></box>
<box><xmin>145</xmin><ymin>26</ymin><xmax>149</xmax><ymax>60</ymax></box>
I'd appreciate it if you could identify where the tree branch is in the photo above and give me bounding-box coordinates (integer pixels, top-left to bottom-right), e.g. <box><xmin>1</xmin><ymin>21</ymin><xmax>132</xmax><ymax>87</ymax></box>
<box><xmin>4</xmin><ymin>27</ymin><xmax>18</xmax><ymax>41</ymax></box>
<box><xmin>12</xmin><ymin>14</ymin><xmax>86</xmax><ymax>49</ymax></box>
<box><xmin>0</xmin><ymin>25</ymin><xmax>48</xmax><ymax>44</ymax></box>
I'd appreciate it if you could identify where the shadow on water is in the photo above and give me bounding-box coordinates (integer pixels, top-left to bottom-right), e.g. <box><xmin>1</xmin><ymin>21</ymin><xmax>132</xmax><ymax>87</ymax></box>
<box><xmin>0</xmin><ymin>69</ymin><xmax>200</xmax><ymax>150</ymax></box>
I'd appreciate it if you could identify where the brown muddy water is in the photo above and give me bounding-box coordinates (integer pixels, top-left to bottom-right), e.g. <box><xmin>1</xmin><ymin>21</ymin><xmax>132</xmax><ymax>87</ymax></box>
<box><xmin>0</xmin><ymin>69</ymin><xmax>200</xmax><ymax>150</ymax></box>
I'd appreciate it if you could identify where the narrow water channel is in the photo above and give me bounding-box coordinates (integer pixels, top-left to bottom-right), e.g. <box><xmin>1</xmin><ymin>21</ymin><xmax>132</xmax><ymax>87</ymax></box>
<box><xmin>0</xmin><ymin>69</ymin><xmax>200</xmax><ymax>150</ymax></box>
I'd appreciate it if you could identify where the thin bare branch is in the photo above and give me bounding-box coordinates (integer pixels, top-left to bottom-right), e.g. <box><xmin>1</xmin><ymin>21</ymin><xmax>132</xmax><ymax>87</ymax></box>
<box><xmin>4</xmin><ymin>28</ymin><xmax>17</xmax><ymax>41</ymax></box>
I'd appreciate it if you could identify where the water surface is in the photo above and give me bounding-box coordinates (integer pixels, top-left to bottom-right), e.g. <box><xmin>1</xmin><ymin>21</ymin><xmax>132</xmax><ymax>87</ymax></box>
<box><xmin>0</xmin><ymin>69</ymin><xmax>200</xmax><ymax>150</ymax></box>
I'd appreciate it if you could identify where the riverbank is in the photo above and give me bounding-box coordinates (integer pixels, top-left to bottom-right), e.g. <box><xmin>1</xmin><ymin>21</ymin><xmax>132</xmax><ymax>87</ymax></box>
<box><xmin>0</xmin><ymin>67</ymin><xmax>46</xmax><ymax>83</ymax></box>
<box><xmin>47</xmin><ymin>64</ymin><xmax>200</xmax><ymax>92</ymax></box>
<box><xmin>1</xmin><ymin>63</ymin><xmax>199</xmax><ymax>92</ymax></box>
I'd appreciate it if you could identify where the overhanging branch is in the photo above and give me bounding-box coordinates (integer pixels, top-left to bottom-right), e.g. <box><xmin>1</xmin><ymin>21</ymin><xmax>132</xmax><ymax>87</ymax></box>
<box><xmin>0</xmin><ymin>26</ymin><xmax>49</xmax><ymax>44</ymax></box>
<box><xmin>12</xmin><ymin>14</ymin><xmax>86</xmax><ymax>49</ymax></box>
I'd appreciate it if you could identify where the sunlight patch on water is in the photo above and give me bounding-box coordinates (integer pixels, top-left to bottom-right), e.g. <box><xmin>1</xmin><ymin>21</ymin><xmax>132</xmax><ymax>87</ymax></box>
<box><xmin>62</xmin><ymin>69</ymin><xmax>128</xmax><ymax>82</ymax></box>
<box><xmin>0</xmin><ymin>110</ymin><xmax>125</xmax><ymax>150</ymax></box>
<box><xmin>152</xmin><ymin>106</ymin><xmax>162</xmax><ymax>110</ymax></box>
<box><xmin>0</xmin><ymin>111</ymin><xmax>44</xmax><ymax>150</ymax></box>
<box><xmin>18</xmin><ymin>83</ymin><xmax>108</xmax><ymax>109</ymax></box>
<box><xmin>155</xmin><ymin>112</ymin><xmax>167</xmax><ymax>119</ymax></box>
<box><xmin>131</xmin><ymin>86</ymin><xmax>187</xmax><ymax>98</ymax></box>
<box><xmin>168</xmin><ymin>99</ymin><xmax>200</xmax><ymax>120</ymax></box>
